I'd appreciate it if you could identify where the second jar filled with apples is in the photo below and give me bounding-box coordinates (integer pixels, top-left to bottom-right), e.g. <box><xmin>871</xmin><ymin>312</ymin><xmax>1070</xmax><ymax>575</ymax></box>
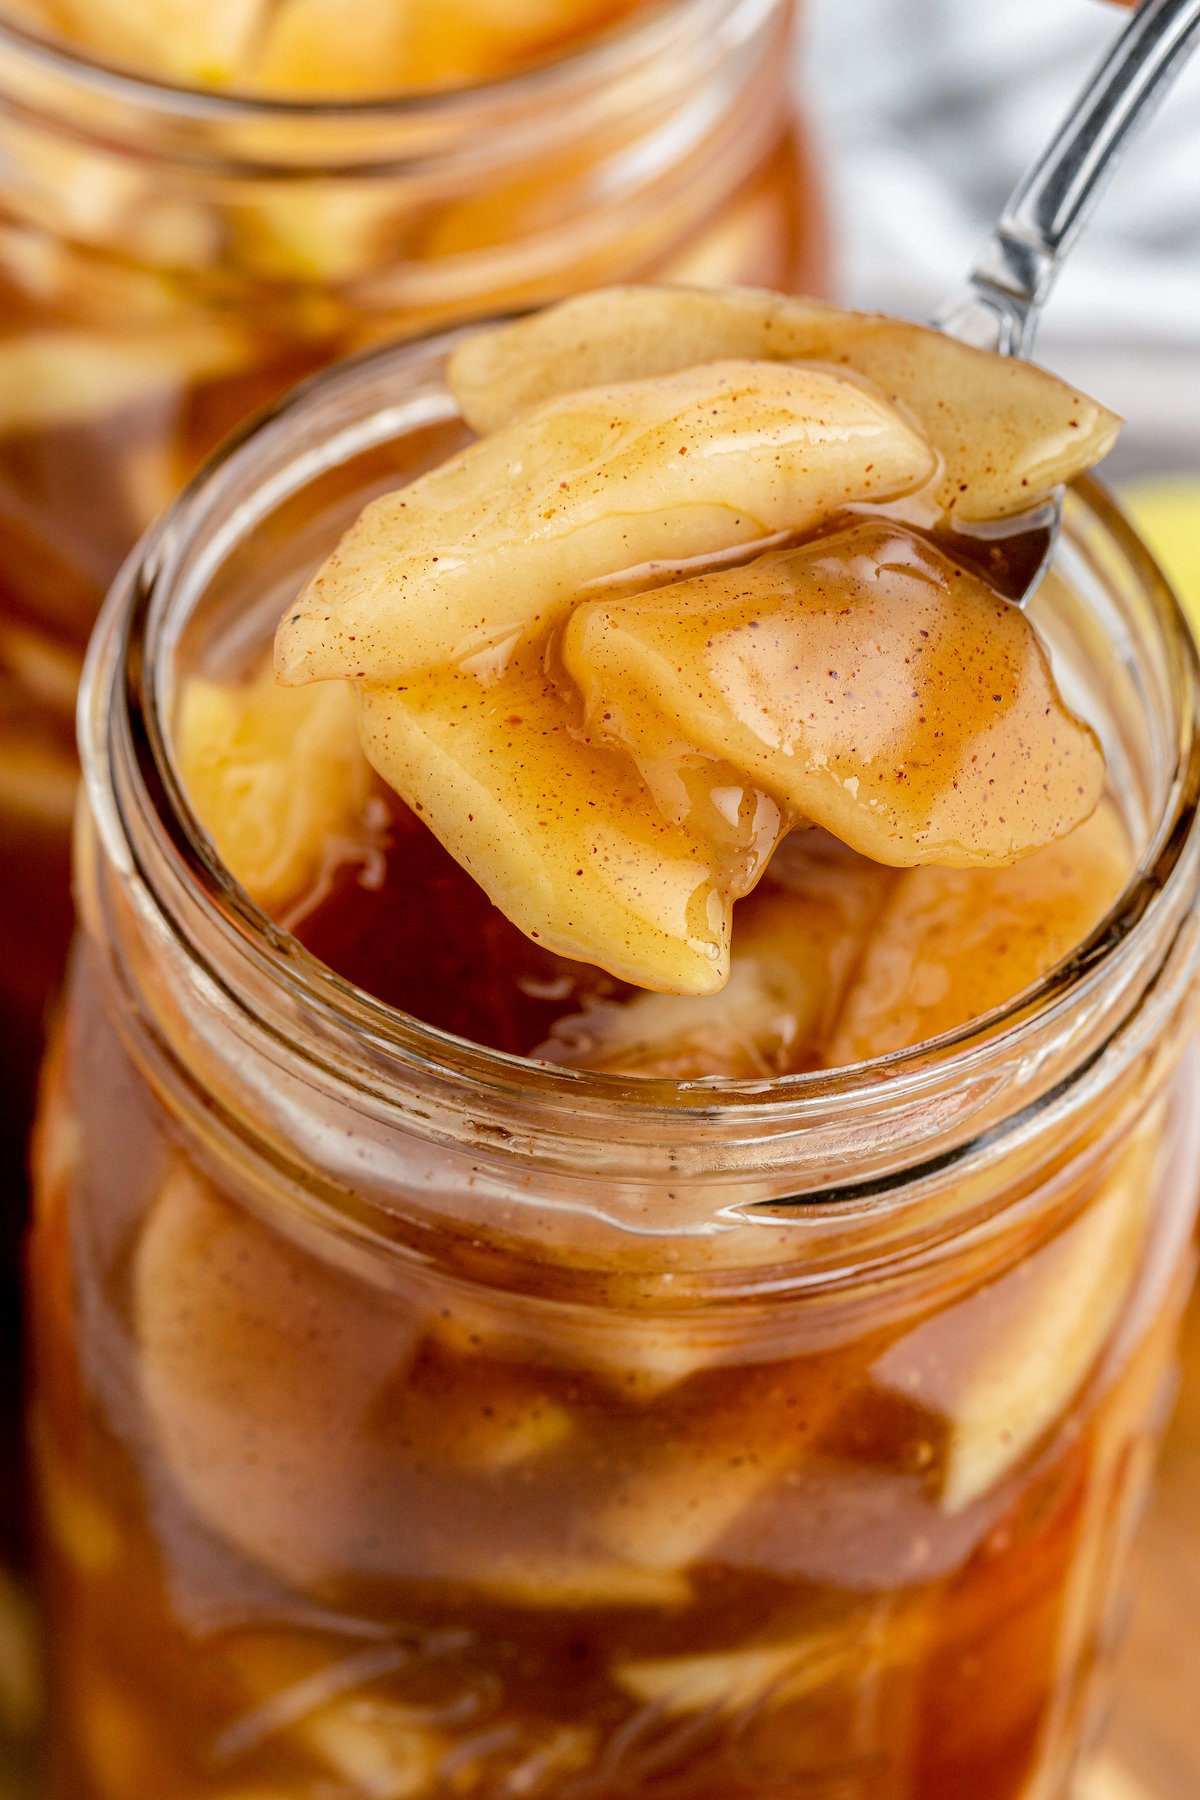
<box><xmin>0</xmin><ymin>0</ymin><xmax>818</xmax><ymax>1226</ymax></box>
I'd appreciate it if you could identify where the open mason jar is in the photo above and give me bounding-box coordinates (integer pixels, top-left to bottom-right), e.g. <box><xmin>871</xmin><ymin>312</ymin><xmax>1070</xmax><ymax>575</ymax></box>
<box><xmin>31</xmin><ymin>333</ymin><xmax>1200</xmax><ymax>1800</ymax></box>
<box><xmin>0</xmin><ymin>0</ymin><xmax>820</xmax><ymax>1227</ymax></box>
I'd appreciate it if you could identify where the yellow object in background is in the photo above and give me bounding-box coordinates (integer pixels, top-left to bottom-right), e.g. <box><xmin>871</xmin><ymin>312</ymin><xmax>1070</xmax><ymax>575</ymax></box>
<box><xmin>1124</xmin><ymin>479</ymin><xmax>1200</xmax><ymax>632</ymax></box>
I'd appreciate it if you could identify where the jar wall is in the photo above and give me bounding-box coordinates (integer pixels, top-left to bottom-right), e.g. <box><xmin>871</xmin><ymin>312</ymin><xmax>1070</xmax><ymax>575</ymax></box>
<box><xmin>27</xmin><ymin>312</ymin><xmax>1200</xmax><ymax>1800</ymax></box>
<box><xmin>29</xmin><ymin>914</ymin><xmax>1200</xmax><ymax>1800</ymax></box>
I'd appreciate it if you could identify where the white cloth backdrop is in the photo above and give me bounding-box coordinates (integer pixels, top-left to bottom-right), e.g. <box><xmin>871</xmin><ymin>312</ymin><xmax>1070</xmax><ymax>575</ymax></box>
<box><xmin>802</xmin><ymin>0</ymin><xmax>1200</xmax><ymax>464</ymax></box>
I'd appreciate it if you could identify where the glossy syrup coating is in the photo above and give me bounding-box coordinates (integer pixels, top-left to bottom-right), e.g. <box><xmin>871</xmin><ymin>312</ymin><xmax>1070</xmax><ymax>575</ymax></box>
<box><xmin>565</xmin><ymin>522</ymin><xmax>1104</xmax><ymax>870</ymax></box>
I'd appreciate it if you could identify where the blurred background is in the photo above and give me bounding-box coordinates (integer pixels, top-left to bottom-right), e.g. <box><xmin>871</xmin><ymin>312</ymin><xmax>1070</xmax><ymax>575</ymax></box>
<box><xmin>805</xmin><ymin>0</ymin><xmax>1200</xmax><ymax>631</ymax></box>
<box><xmin>808</xmin><ymin>0</ymin><xmax>1200</xmax><ymax>467</ymax></box>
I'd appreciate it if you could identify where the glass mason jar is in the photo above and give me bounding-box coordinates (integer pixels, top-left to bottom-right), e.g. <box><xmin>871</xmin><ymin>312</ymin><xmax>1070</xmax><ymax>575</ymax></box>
<box><xmin>30</xmin><ymin>335</ymin><xmax>1200</xmax><ymax>1800</ymax></box>
<box><xmin>0</xmin><ymin>0</ymin><xmax>822</xmax><ymax>1230</ymax></box>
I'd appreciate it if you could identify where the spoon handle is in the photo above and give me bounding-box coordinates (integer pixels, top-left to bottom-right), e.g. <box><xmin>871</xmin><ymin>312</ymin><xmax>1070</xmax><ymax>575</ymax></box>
<box><xmin>934</xmin><ymin>0</ymin><xmax>1200</xmax><ymax>355</ymax></box>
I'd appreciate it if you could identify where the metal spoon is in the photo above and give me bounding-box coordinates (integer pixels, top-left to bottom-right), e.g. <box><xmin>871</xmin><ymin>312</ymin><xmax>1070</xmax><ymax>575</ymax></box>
<box><xmin>932</xmin><ymin>0</ymin><xmax>1200</xmax><ymax>605</ymax></box>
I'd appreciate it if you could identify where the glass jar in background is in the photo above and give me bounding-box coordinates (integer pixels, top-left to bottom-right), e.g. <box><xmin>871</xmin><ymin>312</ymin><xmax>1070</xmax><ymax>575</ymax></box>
<box><xmin>0</xmin><ymin>0</ymin><xmax>823</xmax><ymax>1235</ymax></box>
<box><xmin>30</xmin><ymin>334</ymin><xmax>1200</xmax><ymax>1800</ymax></box>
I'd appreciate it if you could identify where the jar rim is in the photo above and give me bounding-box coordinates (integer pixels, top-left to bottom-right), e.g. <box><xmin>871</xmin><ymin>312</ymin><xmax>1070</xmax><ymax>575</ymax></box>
<box><xmin>81</xmin><ymin>320</ymin><xmax>1200</xmax><ymax>1202</ymax></box>
<box><xmin>0</xmin><ymin>0</ymin><xmax>761</xmax><ymax>123</ymax></box>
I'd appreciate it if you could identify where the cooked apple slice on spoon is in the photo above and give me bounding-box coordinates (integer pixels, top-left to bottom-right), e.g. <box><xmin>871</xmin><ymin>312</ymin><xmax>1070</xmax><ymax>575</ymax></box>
<box><xmin>566</xmin><ymin>520</ymin><xmax>1104</xmax><ymax>873</ymax></box>
<box><xmin>448</xmin><ymin>285</ymin><xmax>1119</xmax><ymax>524</ymax></box>
<box><xmin>275</xmin><ymin>359</ymin><xmax>934</xmax><ymax>686</ymax></box>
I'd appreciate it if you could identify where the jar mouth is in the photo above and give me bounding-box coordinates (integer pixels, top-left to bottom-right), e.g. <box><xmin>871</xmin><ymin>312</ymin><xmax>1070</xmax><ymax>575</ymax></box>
<box><xmin>83</xmin><ymin>324</ymin><xmax>1200</xmax><ymax>1189</ymax></box>
<box><xmin>0</xmin><ymin>0</ymin><xmax>735</xmax><ymax>120</ymax></box>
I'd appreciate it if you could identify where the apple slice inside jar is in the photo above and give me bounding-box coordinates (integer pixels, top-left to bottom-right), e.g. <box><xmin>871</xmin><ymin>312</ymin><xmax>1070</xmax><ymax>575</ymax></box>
<box><xmin>826</xmin><ymin>809</ymin><xmax>1143</xmax><ymax>1515</ymax></box>
<box><xmin>10</xmin><ymin>119</ymin><xmax>223</xmax><ymax>279</ymax></box>
<box><xmin>0</xmin><ymin>626</ymin><xmax>85</xmax><ymax>824</ymax></box>
<box><xmin>871</xmin><ymin>1115</ymin><xmax>1161</xmax><ymax>1513</ymax></box>
<box><xmin>2</xmin><ymin>624</ymin><xmax>84</xmax><ymax>731</ymax></box>
<box><xmin>537</xmin><ymin>834</ymin><xmax>895</xmax><ymax>1076</ymax></box>
<box><xmin>223</xmin><ymin>1628</ymin><xmax>598</xmax><ymax>1799</ymax></box>
<box><xmin>0</xmin><ymin>736</ymin><xmax>78</xmax><ymax>831</ymax></box>
<box><xmin>250</xmin><ymin>0</ymin><xmax>412</xmax><ymax>95</ymax></box>
<box><xmin>135</xmin><ymin>1164</ymin><xmax>694</xmax><ymax>1605</ymax></box>
<box><xmin>251</xmin><ymin>0</ymin><xmax>623</xmax><ymax>93</ymax></box>
<box><xmin>434</xmin><ymin>1284</ymin><xmax>763</xmax><ymax>1403</ymax></box>
<box><xmin>230</xmin><ymin>185</ymin><xmax>406</xmax><ymax>286</ymax></box>
<box><xmin>176</xmin><ymin>668</ymin><xmax>380</xmax><ymax>916</ymax></box>
<box><xmin>215</xmin><ymin>1634</ymin><xmax>447</xmax><ymax>1796</ymax></box>
<box><xmin>613</xmin><ymin>1629</ymin><xmax>866</xmax><ymax>1718</ymax></box>
<box><xmin>827</xmin><ymin>797</ymin><xmax>1131</xmax><ymax>1062</ymax></box>
<box><xmin>353</xmin><ymin>648</ymin><xmax>786</xmax><ymax>994</ymax></box>
<box><xmin>133</xmin><ymin>1161</ymin><xmax>426</xmax><ymax>1589</ymax></box>
<box><xmin>0</xmin><ymin>326</ymin><xmax>250</xmax><ymax>441</ymax></box>
<box><xmin>587</xmin><ymin>1350</ymin><xmax>857</xmax><ymax>1574</ymax></box>
<box><xmin>448</xmin><ymin>284</ymin><xmax>1121</xmax><ymax>523</ymax></box>
<box><xmin>391</xmin><ymin>0</ymin><xmax>636</xmax><ymax>88</ymax></box>
<box><xmin>50</xmin><ymin>0</ymin><xmax>268</xmax><ymax>86</ymax></box>
<box><xmin>466</xmin><ymin>1559</ymin><xmax>691</xmax><ymax>1609</ymax></box>
<box><xmin>592</xmin><ymin>1439</ymin><xmax>794</xmax><ymax>1573</ymax></box>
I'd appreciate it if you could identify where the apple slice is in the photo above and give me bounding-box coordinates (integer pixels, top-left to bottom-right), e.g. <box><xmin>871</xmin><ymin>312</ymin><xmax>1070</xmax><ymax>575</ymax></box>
<box><xmin>828</xmin><ymin>798</ymin><xmax>1131</xmax><ymax>1062</ymax></box>
<box><xmin>0</xmin><ymin>0</ymin><xmax>57</xmax><ymax>25</ymax></box>
<box><xmin>134</xmin><ymin>1161</ymin><xmax>422</xmax><ymax>1589</ymax></box>
<box><xmin>591</xmin><ymin>1356</ymin><xmax>851</xmax><ymax>1573</ymax></box>
<box><xmin>251</xmin><ymin>0</ymin><xmax>411</xmax><ymax>95</ymax></box>
<box><xmin>444</xmin><ymin>1389</ymin><xmax>572</xmax><ymax>1473</ymax></box>
<box><xmin>448</xmin><ymin>287</ymin><xmax>835</xmax><ymax>431</ymax></box>
<box><xmin>217</xmin><ymin>1634</ymin><xmax>445</xmax><ymax>1794</ymax></box>
<box><xmin>467</xmin><ymin>1558</ymin><xmax>690</xmax><ymax>1609</ymax></box>
<box><xmin>274</xmin><ymin>359</ymin><xmax>933</xmax><ymax>687</ymax></box>
<box><xmin>432</xmin><ymin>1283</ymin><xmax>754</xmax><ymax>1403</ymax></box>
<box><xmin>592</xmin><ymin>1445</ymin><xmax>793</xmax><ymax>1573</ymax></box>
<box><xmin>393</xmin><ymin>0</ymin><xmax>635</xmax><ymax>87</ymax></box>
<box><xmin>176</xmin><ymin>667</ymin><xmax>378</xmax><ymax>915</ymax></box>
<box><xmin>75</xmin><ymin>1675</ymin><xmax>158</xmax><ymax>1800</ymax></box>
<box><xmin>223</xmin><ymin>1643</ymin><xmax>444</xmax><ymax>1793</ymax></box>
<box><xmin>538</xmin><ymin>952</ymin><xmax>818</xmax><ymax>1078</ymax></box>
<box><xmin>0</xmin><ymin>624</ymin><xmax>81</xmax><ymax>723</ymax></box>
<box><xmin>231</xmin><ymin>186</ymin><xmax>402</xmax><ymax>285</ymax></box>
<box><xmin>34</xmin><ymin>1438</ymin><xmax>120</xmax><ymax>1579</ymax></box>
<box><xmin>872</xmin><ymin>1116</ymin><xmax>1161</xmax><ymax>1512</ymax></box>
<box><xmin>0</xmin><ymin>326</ymin><xmax>248</xmax><ymax>441</ymax></box>
<box><xmin>136</xmin><ymin>1166</ymin><xmax>621</xmax><ymax>1600</ymax></box>
<box><xmin>448</xmin><ymin>284</ymin><xmax>1121</xmax><ymax>521</ymax></box>
<box><xmin>0</xmin><ymin>735</ymin><xmax>77</xmax><ymax>830</ymax></box>
<box><xmin>0</xmin><ymin>1572</ymin><xmax>40</xmax><ymax>1750</ymax></box>
<box><xmin>566</xmin><ymin>523</ymin><xmax>1104</xmax><ymax>872</ymax></box>
<box><xmin>53</xmin><ymin>0</ymin><xmax>268</xmax><ymax>86</ymax></box>
<box><xmin>353</xmin><ymin>650</ymin><xmax>786</xmax><ymax>993</ymax></box>
<box><xmin>251</xmin><ymin>0</ymin><xmax>628</xmax><ymax>97</ymax></box>
<box><xmin>538</xmin><ymin>835</ymin><xmax>895</xmax><ymax>1075</ymax></box>
<box><xmin>0</xmin><ymin>632</ymin><xmax>86</xmax><ymax>836</ymax></box>
<box><xmin>614</xmin><ymin>1632</ymin><xmax>860</xmax><ymax>1717</ymax></box>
